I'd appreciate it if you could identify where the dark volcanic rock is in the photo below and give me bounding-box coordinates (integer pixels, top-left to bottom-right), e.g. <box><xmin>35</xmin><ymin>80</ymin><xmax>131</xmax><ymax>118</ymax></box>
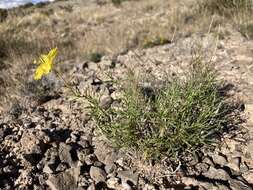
<box><xmin>46</xmin><ymin>167</ymin><xmax>80</xmax><ymax>190</ymax></box>
<box><xmin>23</xmin><ymin>153</ymin><xmax>43</xmax><ymax>166</ymax></box>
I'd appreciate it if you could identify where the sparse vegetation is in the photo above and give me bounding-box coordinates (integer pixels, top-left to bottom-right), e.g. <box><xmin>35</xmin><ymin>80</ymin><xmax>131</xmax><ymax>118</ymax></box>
<box><xmin>89</xmin><ymin>52</ymin><xmax>103</xmax><ymax>63</ymax></box>
<box><xmin>198</xmin><ymin>0</ymin><xmax>252</xmax><ymax>15</ymax></box>
<box><xmin>198</xmin><ymin>0</ymin><xmax>253</xmax><ymax>38</ymax></box>
<box><xmin>240</xmin><ymin>22</ymin><xmax>253</xmax><ymax>39</ymax></box>
<box><xmin>142</xmin><ymin>35</ymin><xmax>171</xmax><ymax>48</ymax></box>
<box><xmin>87</xmin><ymin>59</ymin><xmax>237</xmax><ymax>159</ymax></box>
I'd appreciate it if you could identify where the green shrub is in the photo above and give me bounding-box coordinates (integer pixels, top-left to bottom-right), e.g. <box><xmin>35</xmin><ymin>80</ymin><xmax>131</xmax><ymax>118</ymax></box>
<box><xmin>87</xmin><ymin>59</ymin><xmax>237</xmax><ymax>159</ymax></box>
<box><xmin>89</xmin><ymin>52</ymin><xmax>103</xmax><ymax>63</ymax></box>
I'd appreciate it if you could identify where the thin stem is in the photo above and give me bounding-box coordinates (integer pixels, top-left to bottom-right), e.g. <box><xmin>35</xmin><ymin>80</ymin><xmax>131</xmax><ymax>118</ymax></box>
<box><xmin>53</xmin><ymin>69</ymin><xmax>80</xmax><ymax>97</ymax></box>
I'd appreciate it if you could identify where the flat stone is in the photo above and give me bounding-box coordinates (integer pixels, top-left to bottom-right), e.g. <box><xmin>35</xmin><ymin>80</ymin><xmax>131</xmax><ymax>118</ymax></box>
<box><xmin>242</xmin><ymin>171</ymin><xmax>253</xmax><ymax>184</ymax></box>
<box><xmin>182</xmin><ymin>177</ymin><xmax>200</xmax><ymax>186</ymax></box>
<box><xmin>229</xmin><ymin>178</ymin><xmax>252</xmax><ymax>190</ymax></box>
<box><xmin>118</xmin><ymin>170</ymin><xmax>138</xmax><ymax>185</ymax></box>
<box><xmin>203</xmin><ymin>157</ymin><xmax>214</xmax><ymax>166</ymax></box>
<box><xmin>43</xmin><ymin>164</ymin><xmax>54</xmax><ymax>174</ymax></box>
<box><xmin>122</xmin><ymin>181</ymin><xmax>132</xmax><ymax>190</ymax></box>
<box><xmin>43</xmin><ymin>148</ymin><xmax>60</xmax><ymax>174</ymax></box>
<box><xmin>87</xmin><ymin>183</ymin><xmax>96</xmax><ymax>190</ymax></box>
<box><xmin>94</xmin><ymin>140</ymin><xmax>118</xmax><ymax>165</ymax></box>
<box><xmin>19</xmin><ymin>131</ymin><xmax>41</xmax><ymax>154</ymax></box>
<box><xmin>105</xmin><ymin>163</ymin><xmax>117</xmax><ymax>174</ymax></box>
<box><xmin>244</xmin><ymin>104</ymin><xmax>253</xmax><ymax>125</ymax></box>
<box><xmin>99</xmin><ymin>95</ymin><xmax>113</xmax><ymax>109</ymax></box>
<box><xmin>240</xmin><ymin>162</ymin><xmax>249</xmax><ymax>173</ymax></box>
<box><xmin>181</xmin><ymin>177</ymin><xmax>216</xmax><ymax>190</ymax></box>
<box><xmin>107</xmin><ymin>177</ymin><xmax>120</xmax><ymax>189</ymax></box>
<box><xmin>243</xmin><ymin>141</ymin><xmax>253</xmax><ymax>162</ymax></box>
<box><xmin>89</xmin><ymin>166</ymin><xmax>107</xmax><ymax>183</ymax></box>
<box><xmin>203</xmin><ymin>167</ymin><xmax>230</xmax><ymax>181</ymax></box>
<box><xmin>210</xmin><ymin>153</ymin><xmax>227</xmax><ymax>166</ymax></box>
<box><xmin>227</xmin><ymin>157</ymin><xmax>240</xmax><ymax>174</ymax></box>
<box><xmin>215</xmin><ymin>183</ymin><xmax>230</xmax><ymax>190</ymax></box>
<box><xmin>46</xmin><ymin>167</ymin><xmax>80</xmax><ymax>190</ymax></box>
<box><xmin>58</xmin><ymin>143</ymin><xmax>77</xmax><ymax>167</ymax></box>
<box><xmin>94</xmin><ymin>161</ymin><xmax>104</xmax><ymax>167</ymax></box>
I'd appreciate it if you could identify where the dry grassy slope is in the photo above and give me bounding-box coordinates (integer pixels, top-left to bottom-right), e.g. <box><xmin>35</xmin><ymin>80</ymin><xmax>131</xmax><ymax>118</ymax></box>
<box><xmin>0</xmin><ymin>0</ymin><xmax>200</xmax><ymax>56</ymax></box>
<box><xmin>0</xmin><ymin>0</ymin><xmax>222</xmax><ymax>112</ymax></box>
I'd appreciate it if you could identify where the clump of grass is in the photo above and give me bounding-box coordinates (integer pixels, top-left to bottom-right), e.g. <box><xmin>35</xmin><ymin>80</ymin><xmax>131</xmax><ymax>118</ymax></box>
<box><xmin>240</xmin><ymin>22</ymin><xmax>253</xmax><ymax>39</ymax></box>
<box><xmin>142</xmin><ymin>36</ymin><xmax>171</xmax><ymax>48</ymax></box>
<box><xmin>89</xmin><ymin>52</ymin><xmax>103</xmax><ymax>63</ymax></box>
<box><xmin>87</xmin><ymin>59</ymin><xmax>237</xmax><ymax>159</ymax></box>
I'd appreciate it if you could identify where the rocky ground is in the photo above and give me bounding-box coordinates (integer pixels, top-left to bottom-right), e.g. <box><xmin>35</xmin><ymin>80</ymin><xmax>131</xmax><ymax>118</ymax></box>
<box><xmin>0</xmin><ymin>31</ymin><xmax>253</xmax><ymax>189</ymax></box>
<box><xmin>0</xmin><ymin>0</ymin><xmax>253</xmax><ymax>190</ymax></box>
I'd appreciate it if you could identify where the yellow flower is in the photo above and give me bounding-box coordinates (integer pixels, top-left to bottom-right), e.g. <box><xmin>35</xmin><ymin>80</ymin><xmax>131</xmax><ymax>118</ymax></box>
<box><xmin>34</xmin><ymin>47</ymin><xmax>58</xmax><ymax>80</ymax></box>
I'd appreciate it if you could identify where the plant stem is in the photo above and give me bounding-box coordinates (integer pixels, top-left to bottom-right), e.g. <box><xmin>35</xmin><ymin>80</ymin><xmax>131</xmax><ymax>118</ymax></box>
<box><xmin>53</xmin><ymin>69</ymin><xmax>80</xmax><ymax>97</ymax></box>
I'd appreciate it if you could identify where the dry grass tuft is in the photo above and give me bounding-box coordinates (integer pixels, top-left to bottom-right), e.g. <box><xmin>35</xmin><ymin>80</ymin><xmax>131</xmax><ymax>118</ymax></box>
<box><xmin>87</xmin><ymin>58</ymin><xmax>240</xmax><ymax>159</ymax></box>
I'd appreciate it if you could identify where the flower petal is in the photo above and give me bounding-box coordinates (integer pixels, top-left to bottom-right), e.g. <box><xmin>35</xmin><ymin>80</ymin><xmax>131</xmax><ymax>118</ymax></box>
<box><xmin>33</xmin><ymin>48</ymin><xmax>58</xmax><ymax>80</ymax></box>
